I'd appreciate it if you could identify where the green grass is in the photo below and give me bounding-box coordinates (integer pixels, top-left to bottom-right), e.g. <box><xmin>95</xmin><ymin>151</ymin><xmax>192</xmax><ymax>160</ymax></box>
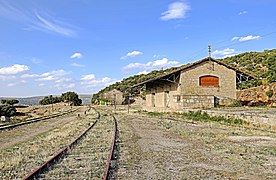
<box><xmin>181</xmin><ymin>111</ymin><xmax>248</xmax><ymax>125</ymax></box>
<box><xmin>147</xmin><ymin>112</ymin><xmax>164</xmax><ymax>117</ymax></box>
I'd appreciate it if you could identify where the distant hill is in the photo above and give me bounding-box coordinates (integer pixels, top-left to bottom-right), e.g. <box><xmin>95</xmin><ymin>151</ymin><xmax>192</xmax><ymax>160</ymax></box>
<box><xmin>0</xmin><ymin>94</ymin><xmax>92</xmax><ymax>105</ymax></box>
<box><xmin>92</xmin><ymin>49</ymin><xmax>276</xmax><ymax>102</ymax></box>
<box><xmin>0</xmin><ymin>96</ymin><xmax>44</xmax><ymax>105</ymax></box>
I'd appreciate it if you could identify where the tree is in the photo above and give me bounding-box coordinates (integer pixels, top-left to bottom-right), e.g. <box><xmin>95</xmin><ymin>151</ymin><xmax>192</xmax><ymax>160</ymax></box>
<box><xmin>61</xmin><ymin>91</ymin><xmax>82</xmax><ymax>106</ymax></box>
<box><xmin>1</xmin><ymin>99</ymin><xmax>19</xmax><ymax>106</ymax></box>
<box><xmin>0</xmin><ymin>105</ymin><xmax>17</xmax><ymax>117</ymax></box>
<box><xmin>39</xmin><ymin>95</ymin><xmax>62</xmax><ymax>105</ymax></box>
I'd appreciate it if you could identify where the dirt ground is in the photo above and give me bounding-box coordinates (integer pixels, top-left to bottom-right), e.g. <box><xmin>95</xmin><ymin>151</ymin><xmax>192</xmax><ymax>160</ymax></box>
<box><xmin>0</xmin><ymin>106</ymin><xmax>84</xmax><ymax>149</ymax></box>
<box><xmin>1</xmin><ymin>105</ymin><xmax>275</xmax><ymax>179</ymax></box>
<box><xmin>107</xmin><ymin>106</ymin><xmax>276</xmax><ymax>179</ymax></box>
<box><xmin>15</xmin><ymin>102</ymin><xmax>73</xmax><ymax>120</ymax></box>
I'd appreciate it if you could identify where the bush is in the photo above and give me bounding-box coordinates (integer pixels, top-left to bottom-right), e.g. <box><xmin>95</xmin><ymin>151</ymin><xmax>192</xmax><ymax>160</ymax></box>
<box><xmin>237</xmin><ymin>79</ymin><xmax>261</xmax><ymax>90</ymax></box>
<box><xmin>226</xmin><ymin>100</ymin><xmax>243</xmax><ymax>107</ymax></box>
<box><xmin>181</xmin><ymin>111</ymin><xmax>246</xmax><ymax>125</ymax></box>
<box><xmin>61</xmin><ymin>91</ymin><xmax>82</xmax><ymax>106</ymax></box>
<box><xmin>266</xmin><ymin>90</ymin><xmax>274</xmax><ymax>98</ymax></box>
<box><xmin>1</xmin><ymin>99</ymin><xmax>19</xmax><ymax>105</ymax></box>
<box><xmin>0</xmin><ymin>105</ymin><xmax>17</xmax><ymax>117</ymax></box>
<box><xmin>39</xmin><ymin>95</ymin><xmax>62</xmax><ymax>105</ymax></box>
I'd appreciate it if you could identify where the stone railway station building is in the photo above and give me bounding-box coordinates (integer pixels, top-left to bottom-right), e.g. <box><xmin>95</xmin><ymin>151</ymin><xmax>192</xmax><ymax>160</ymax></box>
<box><xmin>134</xmin><ymin>57</ymin><xmax>255</xmax><ymax>112</ymax></box>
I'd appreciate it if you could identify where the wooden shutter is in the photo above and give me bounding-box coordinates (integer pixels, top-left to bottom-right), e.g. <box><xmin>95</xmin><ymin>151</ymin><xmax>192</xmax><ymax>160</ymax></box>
<box><xmin>199</xmin><ymin>76</ymin><xmax>219</xmax><ymax>87</ymax></box>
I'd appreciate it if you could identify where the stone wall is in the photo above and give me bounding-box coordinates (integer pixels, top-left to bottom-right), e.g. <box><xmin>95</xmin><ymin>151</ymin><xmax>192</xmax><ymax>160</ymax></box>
<box><xmin>237</xmin><ymin>82</ymin><xmax>276</xmax><ymax>106</ymax></box>
<box><xmin>145</xmin><ymin>82</ymin><xmax>179</xmax><ymax>112</ymax></box>
<box><xmin>173</xmin><ymin>95</ymin><xmax>215</xmax><ymax>109</ymax></box>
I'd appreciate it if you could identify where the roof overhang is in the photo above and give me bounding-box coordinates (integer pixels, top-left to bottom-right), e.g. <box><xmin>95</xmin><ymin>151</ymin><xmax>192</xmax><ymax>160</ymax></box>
<box><xmin>133</xmin><ymin>57</ymin><xmax>256</xmax><ymax>87</ymax></box>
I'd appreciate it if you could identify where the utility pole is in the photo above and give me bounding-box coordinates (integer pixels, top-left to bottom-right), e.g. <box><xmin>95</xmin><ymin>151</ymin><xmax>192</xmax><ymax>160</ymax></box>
<box><xmin>113</xmin><ymin>90</ymin><xmax>116</xmax><ymax>110</ymax></box>
<box><xmin>127</xmin><ymin>93</ymin><xmax>130</xmax><ymax>114</ymax></box>
<box><xmin>208</xmin><ymin>45</ymin><xmax>214</xmax><ymax>70</ymax></box>
<box><xmin>208</xmin><ymin>45</ymin><xmax>211</xmax><ymax>58</ymax></box>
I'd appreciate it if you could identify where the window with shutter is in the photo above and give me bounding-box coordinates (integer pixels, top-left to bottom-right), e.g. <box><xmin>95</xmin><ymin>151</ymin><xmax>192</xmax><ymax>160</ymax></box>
<box><xmin>199</xmin><ymin>75</ymin><xmax>219</xmax><ymax>87</ymax></box>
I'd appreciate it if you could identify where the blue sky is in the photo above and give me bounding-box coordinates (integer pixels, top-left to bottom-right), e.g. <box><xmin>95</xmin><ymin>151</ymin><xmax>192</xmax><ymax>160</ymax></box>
<box><xmin>0</xmin><ymin>0</ymin><xmax>276</xmax><ymax>97</ymax></box>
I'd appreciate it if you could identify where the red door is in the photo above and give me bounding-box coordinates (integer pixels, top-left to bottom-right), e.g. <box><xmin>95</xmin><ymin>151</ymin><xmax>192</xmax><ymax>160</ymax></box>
<box><xmin>199</xmin><ymin>76</ymin><xmax>219</xmax><ymax>87</ymax></box>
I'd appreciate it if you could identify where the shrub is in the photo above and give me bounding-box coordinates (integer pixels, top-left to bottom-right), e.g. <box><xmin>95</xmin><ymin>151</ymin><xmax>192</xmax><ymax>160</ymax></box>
<box><xmin>266</xmin><ymin>90</ymin><xmax>274</xmax><ymax>98</ymax></box>
<box><xmin>0</xmin><ymin>105</ymin><xmax>17</xmax><ymax>117</ymax></box>
<box><xmin>1</xmin><ymin>99</ymin><xmax>19</xmax><ymax>105</ymax></box>
<box><xmin>181</xmin><ymin>111</ymin><xmax>246</xmax><ymax>125</ymax></box>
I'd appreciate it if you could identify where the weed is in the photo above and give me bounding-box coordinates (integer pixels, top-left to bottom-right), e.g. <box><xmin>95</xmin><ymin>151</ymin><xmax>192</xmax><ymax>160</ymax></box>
<box><xmin>147</xmin><ymin>112</ymin><xmax>163</xmax><ymax>117</ymax></box>
<box><xmin>157</xmin><ymin>120</ymin><xmax>173</xmax><ymax>129</ymax></box>
<box><xmin>266</xmin><ymin>90</ymin><xmax>274</xmax><ymax>98</ymax></box>
<box><xmin>180</xmin><ymin>111</ymin><xmax>246</xmax><ymax>125</ymax></box>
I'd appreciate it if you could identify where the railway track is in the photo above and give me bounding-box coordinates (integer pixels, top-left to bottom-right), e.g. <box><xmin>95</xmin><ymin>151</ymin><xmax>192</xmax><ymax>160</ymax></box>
<box><xmin>0</xmin><ymin>107</ymin><xmax>79</xmax><ymax>131</ymax></box>
<box><xmin>24</xmin><ymin>110</ymin><xmax>118</xmax><ymax>180</ymax></box>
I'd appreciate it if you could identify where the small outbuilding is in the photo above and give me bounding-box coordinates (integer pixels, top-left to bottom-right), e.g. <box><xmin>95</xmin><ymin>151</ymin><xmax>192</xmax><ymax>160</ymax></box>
<box><xmin>104</xmin><ymin>89</ymin><xmax>124</xmax><ymax>105</ymax></box>
<box><xmin>134</xmin><ymin>57</ymin><xmax>255</xmax><ymax>112</ymax></box>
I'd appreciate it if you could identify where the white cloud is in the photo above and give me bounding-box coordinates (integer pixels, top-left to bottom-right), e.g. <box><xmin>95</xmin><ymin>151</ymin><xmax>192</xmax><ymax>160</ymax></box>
<box><xmin>70</xmin><ymin>62</ymin><xmax>85</xmax><ymax>67</ymax></box>
<box><xmin>80</xmin><ymin>74</ymin><xmax>96</xmax><ymax>81</ymax></box>
<box><xmin>34</xmin><ymin>12</ymin><xmax>76</xmax><ymax>37</ymax></box>
<box><xmin>21</xmin><ymin>73</ymin><xmax>39</xmax><ymax>78</ymax></box>
<box><xmin>160</xmin><ymin>1</ymin><xmax>191</xmax><ymax>21</ymax></box>
<box><xmin>21</xmin><ymin>69</ymin><xmax>70</xmax><ymax>84</ymax></box>
<box><xmin>70</xmin><ymin>52</ymin><xmax>82</xmax><ymax>59</ymax></box>
<box><xmin>232</xmin><ymin>35</ymin><xmax>261</xmax><ymax>42</ymax></box>
<box><xmin>120</xmin><ymin>50</ymin><xmax>143</xmax><ymax>59</ymax></box>
<box><xmin>38</xmin><ymin>83</ymin><xmax>45</xmax><ymax>87</ymax></box>
<box><xmin>6</xmin><ymin>80</ymin><xmax>27</xmax><ymax>87</ymax></box>
<box><xmin>7</xmin><ymin>83</ymin><xmax>16</xmax><ymax>87</ymax></box>
<box><xmin>37</xmin><ymin>75</ymin><xmax>57</xmax><ymax>81</ymax></box>
<box><xmin>239</xmin><ymin>11</ymin><xmax>247</xmax><ymax>15</ymax></box>
<box><xmin>55</xmin><ymin>83</ymin><xmax>76</xmax><ymax>89</ymax></box>
<box><xmin>231</xmin><ymin>37</ymin><xmax>239</xmax><ymax>41</ymax></box>
<box><xmin>153</xmin><ymin>54</ymin><xmax>160</xmax><ymax>58</ymax></box>
<box><xmin>0</xmin><ymin>64</ymin><xmax>29</xmax><ymax>75</ymax></box>
<box><xmin>40</xmin><ymin>69</ymin><xmax>68</xmax><ymax>77</ymax></box>
<box><xmin>0</xmin><ymin>75</ymin><xmax>16</xmax><ymax>81</ymax></box>
<box><xmin>80</xmin><ymin>74</ymin><xmax>115</xmax><ymax>88</ymax></box>
<box><xmin>213</xmin><ymin>48</ymin><xmax>236</xmax><ymax>58</ymax></box>
<box><xmin>239</xmin><ymin>35</ymin><xmax>261</xmax><ymax>42</ymax></box>
<box><xmin>55</xmin><ymin>78</ymin><xmax>72</xmax><ymax>83</ymax></box>
<box><xmin>122</xmin><ymin>58</ymin><xmax>180</xmax><ymax>73</ymax></box>
<box><xmin>101</xmin><ymin>77</ymin><xmax>112</xmax><ymax>83</ymax></box>
<box><xmin>0</xmin><ymin>1</ymin><xmax>77</xmax><ymax>37</ymax></box>
<box><xmin>21</xmin><ymin>70</ymin><xmax>68</xmax><ymax>79</ymax></box>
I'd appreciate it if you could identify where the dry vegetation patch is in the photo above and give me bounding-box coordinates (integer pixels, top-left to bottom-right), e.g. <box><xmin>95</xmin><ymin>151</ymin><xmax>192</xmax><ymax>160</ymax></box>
<box><xmin>44</xmin><ymin>115</ymin><xmax>114</xmax><ymax>179</ymax></box>
<box><xmin>108</xmin><ymin>106</ymin><xmax>276</xmax><ymax>179</ymax></box>
<box><xmin>0</xmin><ymin>106</ymin><xmax>97</xmax><ymax>179</ymax></box>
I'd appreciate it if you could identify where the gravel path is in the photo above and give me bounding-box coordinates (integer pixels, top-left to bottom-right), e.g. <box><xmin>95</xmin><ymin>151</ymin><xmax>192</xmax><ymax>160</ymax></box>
<box><xmin>115</xmin><ymin>110</ymin><xmax>276</xmax><ymax>179</ymax></box>
<box><xmin>0</xmin><ymin>107</ymin><xmax>83</xmax><ymax>149</ymax></box>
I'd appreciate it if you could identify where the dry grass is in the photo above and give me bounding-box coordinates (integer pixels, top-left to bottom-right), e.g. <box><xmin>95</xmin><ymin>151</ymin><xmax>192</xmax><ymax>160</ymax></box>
<box><xmin>103</xmin><ymin>105</ymin><xmax>276</xmax><ymax>179</ymax></box>
<box><xmin>0</xmin><ymin>106</ymin><xmax>98</xmax><ymax>179</ymax></box>
<box><xmin>44</xmin><ymin>113</ymin><xmax>115</xmax><ymax>179</ymax></box>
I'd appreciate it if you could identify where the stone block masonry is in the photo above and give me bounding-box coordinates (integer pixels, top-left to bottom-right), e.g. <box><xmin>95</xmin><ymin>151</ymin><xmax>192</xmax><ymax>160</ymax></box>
<box><xmin>174</xmin><ymin>95</ymin><xmax>215</xmax><ymax>109</ymax></box>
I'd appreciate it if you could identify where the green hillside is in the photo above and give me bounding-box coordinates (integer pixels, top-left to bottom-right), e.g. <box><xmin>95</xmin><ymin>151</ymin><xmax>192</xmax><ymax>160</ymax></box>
<box><xmin>220</xmin><ymin>49</ymin><xmax>276</xmax><ymax>83</ymax></box>
<box><xmin>92</xmin><ymin>49</ymin><xmax>276</xmax><ymax>103</ymax></box>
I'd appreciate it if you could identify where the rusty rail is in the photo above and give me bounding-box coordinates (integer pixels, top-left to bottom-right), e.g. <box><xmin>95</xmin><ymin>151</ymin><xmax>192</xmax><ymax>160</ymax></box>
<box><xmin>0</xmin><ymin>108</ymin><xmax>79</xmax><ymax>131</ymax></box>
<box><xmin>103</xmin><ymin>115</ymin><xmax>118</xmax><ymax>180</ymax></box>
<box><xmin>24</xmin><ymin>108</ymin><xmax>116</xmax><ymax>180</ymax></box>
<box><xmin>24</xmin><ymin>113</ymin><xmax>98</xmax><ymax>180</ymax></box>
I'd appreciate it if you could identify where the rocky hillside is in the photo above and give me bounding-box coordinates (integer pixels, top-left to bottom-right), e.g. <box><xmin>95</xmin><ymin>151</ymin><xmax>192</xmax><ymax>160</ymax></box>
<box><xmin>237</xmin><ymin>82</ymin><xmax>276</xmax><ymax>106</ymax></box>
